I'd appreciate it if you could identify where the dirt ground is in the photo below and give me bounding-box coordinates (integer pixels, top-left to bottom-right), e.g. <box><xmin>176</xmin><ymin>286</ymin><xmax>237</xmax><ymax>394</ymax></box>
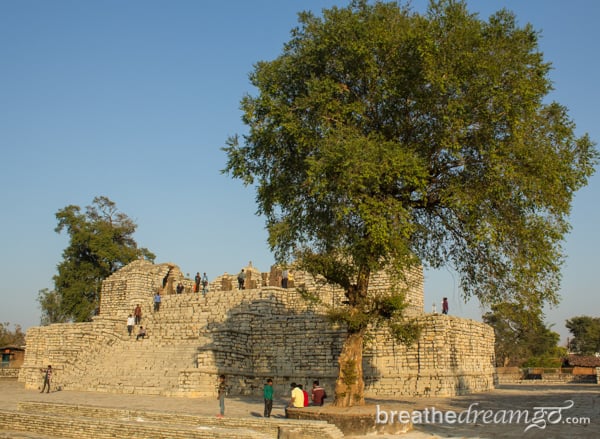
<box><xmin>0</xmin><ymin>379</ymin><xmax>598</xmax><ymax>438</ymax></box>
<box><xmin>360</xmin><ymin>384</ymin><xmax>599</xmax><ymax>438</ymax></box>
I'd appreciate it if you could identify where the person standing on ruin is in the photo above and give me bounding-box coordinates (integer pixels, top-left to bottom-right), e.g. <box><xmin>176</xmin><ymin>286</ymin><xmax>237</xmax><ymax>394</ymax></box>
<box><xmin>176</xmin><ymin>282</ymin><xmax>184</xmax><ymax>294</ymax></box>
<box><xmin>134</xmin><ymin>304</ymin><xmax>142</xmax><ymax>325</ymax></box>
<box><xmin>442</xmin><ymin>297</ymin><xmax>449</xmax><ymax>315</ymax></box>
<box><xmin>202</xmin><ymin>272</ymin><xmax>209</xmax><ymax>295</ymax></box>
<box><xmin>281</xmin><ymin>269</ymin><xmax>289</xmax><ymax>288</ymax></box>
<box><xmin>237</xmin><ymin>269</ymin><xmax>246</xmax><ymax>290</ymax></box>
<box><xmin>154</xmin><ymin>292</ymin><xmax>161</xmax><ymax>312</ymax></box>
<box><xmin>217</xmin><ymin>374</ymin><xmax>227</xmax><ymax>418</ymax></box>
<box><xmin>126</xmin><ymin>314</ymin><xmax>135</xmax><ymax>336</ymax></box>
<box><xmin>40</xmin><ymin>365</ymin><xmax>52</xmax><ymax>393</ymax></box>
<box><xmin>195</xmin><ymin>272</ymin><xmax>201</xmax><ymax>293</ymax></box>
<box><xmin>263</xmin><ymin>378</ymin><xmax>274</xmax><ymax>417</ymax></box>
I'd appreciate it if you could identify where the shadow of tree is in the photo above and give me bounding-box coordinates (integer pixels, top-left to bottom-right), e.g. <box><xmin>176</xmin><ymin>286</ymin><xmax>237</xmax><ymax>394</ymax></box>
<box><xmin>196</xmin><ymin>290</ymin><xmax>380</xmax><ymax>400</ymax></box>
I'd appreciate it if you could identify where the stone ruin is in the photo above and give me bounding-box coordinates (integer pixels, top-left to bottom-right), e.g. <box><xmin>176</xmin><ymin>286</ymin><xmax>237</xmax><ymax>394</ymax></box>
<box><xmin>19</xmin><ymin>260</ymin><xmax>495</xmax><ymax>398</ymax></box>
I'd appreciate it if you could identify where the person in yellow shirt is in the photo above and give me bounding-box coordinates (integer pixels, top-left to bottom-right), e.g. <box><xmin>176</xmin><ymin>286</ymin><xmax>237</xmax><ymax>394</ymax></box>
<box><xmin>288</xmin><ymin>382</ymin><xmax>304</xmax><ymax>408</ymax></box>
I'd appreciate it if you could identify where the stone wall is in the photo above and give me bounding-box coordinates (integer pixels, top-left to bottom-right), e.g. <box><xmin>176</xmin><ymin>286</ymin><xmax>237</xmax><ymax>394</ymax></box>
<box><xmin>20</xmin><ymin>260</ymin><xmax>494</xmax><ymax>398</ymax></box>
<box><xmin>364</xmin><ymin>315</ymin><xmax>495</xmax><ymax>396</ymax></box>
<box><xmin>19</xmin><ymin>319</ymin><xmax>123</xmax><ymax>391</ymax></box>
<box><xmin>0</xmin><ymin>368</ymin><xmax>19</xmax><ymax>378</ymax></box>
<box><xmin>99</xmin><ymin>260</ymin><xmax>190</xmax><ymax>319</ymax></box>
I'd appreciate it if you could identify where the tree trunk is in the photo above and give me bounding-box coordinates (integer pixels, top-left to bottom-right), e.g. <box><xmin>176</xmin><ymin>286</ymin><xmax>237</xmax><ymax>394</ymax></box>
<box><xmin>332</xmin><ymin>266</ymin><xmax>370</xmax><ymax>407</ymax></box>
<box><xmin>333</xmin><ymin>329</ymin><xmax>366</xmax><ymax>407</ymax></box>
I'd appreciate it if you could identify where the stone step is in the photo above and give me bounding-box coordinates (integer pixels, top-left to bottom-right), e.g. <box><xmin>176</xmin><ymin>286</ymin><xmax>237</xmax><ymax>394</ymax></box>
<box><xmin>0</xmin><ymin>409</ymin><xmax>273</xmax><ymax>439</ymax></box>
<box><xmin>13</xmin><ymin>402</ymin><xmax>345</xmax><ymax>439</ymax></box>
<box><xmin>0</xmin><ymin>430</ymin><xmax>62</xmax><ymax>439</ymax></box>
<box><xmin>67</xmin><ymin>340</ymin><xmax>202</xmax><ymax>394</ymax></box>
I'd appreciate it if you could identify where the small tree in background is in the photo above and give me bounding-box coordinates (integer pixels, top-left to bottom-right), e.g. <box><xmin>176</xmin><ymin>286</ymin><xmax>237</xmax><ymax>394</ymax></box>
<box><xmin>483</xmin><ymin>302</ymin><xmax>561</xmax><ymax>367</ymax></box>
<box><xmin>566</xmin><ymin>316</ymin><xmax>600</xmax><ymax>355</ymax></box>
<box><xmin>0</xmin><ymin>322</ymin><xmax>26</xmax><ymax>347</ymax></box>
<box><xmin>223</xmin><ymin>0</ymin><xmax>597</xmax><ymax>406</ymax></box>
<box><xmin>37</xmin><ymin>288</ymin><xmax>68</xmax><ymax>326</ymax></box>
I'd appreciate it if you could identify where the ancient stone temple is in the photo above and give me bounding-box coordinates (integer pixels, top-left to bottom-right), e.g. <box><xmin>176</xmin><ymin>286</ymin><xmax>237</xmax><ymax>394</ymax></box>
<box><xmin>19</xmin><ymin>260</ymin><xmax>495</xmax><ymax>398</ymax></box>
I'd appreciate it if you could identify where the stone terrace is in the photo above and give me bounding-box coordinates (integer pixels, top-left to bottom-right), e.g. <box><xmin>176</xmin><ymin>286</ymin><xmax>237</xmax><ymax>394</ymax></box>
<box><xmin>20</xmin><ymin>260</ymin><xmax>495</xmax><ymax>399</ymax></box>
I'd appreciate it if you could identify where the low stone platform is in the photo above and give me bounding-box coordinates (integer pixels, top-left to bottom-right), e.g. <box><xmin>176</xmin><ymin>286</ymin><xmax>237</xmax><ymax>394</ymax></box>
<box><xmin>286</xmin><ymin>405</ymin><xmax>412</xmax><ymax>436</ymax></box>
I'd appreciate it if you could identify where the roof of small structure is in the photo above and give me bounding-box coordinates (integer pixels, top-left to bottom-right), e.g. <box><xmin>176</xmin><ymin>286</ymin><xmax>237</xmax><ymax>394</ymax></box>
<box><xmin>566</xmin><ymin>354</ymin><xmax>600</xmax><ymax>367</ymax></box>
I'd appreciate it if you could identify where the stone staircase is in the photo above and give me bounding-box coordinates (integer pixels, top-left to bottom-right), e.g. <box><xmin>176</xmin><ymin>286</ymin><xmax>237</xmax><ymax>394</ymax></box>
<box><xmin>72</xmin><ymin>340</ymin><xmax>203</xmax><ymax>395</ymax></box>
<box><xmin>21</xmin><ymin>286</ymin><xmax>286</xmax><ymax>397</ymax></box>
<box><xmin>0</xmin><ymin>401</ymin><xmax>345</xmax><ymax>439</ymax></box>
<box><xmin>65</xmin><ymin>293</ymin><xmax>217</xmax><ymax>395</ymax></box>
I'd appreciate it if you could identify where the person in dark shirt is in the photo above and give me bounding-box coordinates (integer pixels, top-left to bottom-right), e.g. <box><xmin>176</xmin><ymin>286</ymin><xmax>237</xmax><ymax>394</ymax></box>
<box><xmin>311</xmin><ymin>380</ymin><xmax>326</xmax><ymax>406</ymax></box>
<box><xmin>237</xmin><ymin>269</ymin><xmax>246</xmax><ymax>289</ymax></box>
<box><xmin>195</xmin><ymin>272</ymin><xmax>201</xmax><ymax>293</ymax></box>
<box><xmin>217</xmin><ymin>374</ymin><xmax>227</xmax><ymax>417</ymax></box>
<box><xmin>40</xmin><ymin>365</ymin><xmax>52</xmax><ymax>393</ymax></box>
<box><xmin>134</xmin><ymin>304</ymin><xmax>142</xmax><ymax>325</ymax></box>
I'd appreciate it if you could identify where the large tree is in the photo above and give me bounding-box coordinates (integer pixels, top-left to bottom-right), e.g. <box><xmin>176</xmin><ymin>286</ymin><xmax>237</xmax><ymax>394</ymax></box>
<box><xmin>41</xmin><ymin>196</ymin><xmax>155</xmax><ymax>323</ymax></box>
<box><xmin>482</xmin><ymin>302</ymin><xmax>560</xmax><ymax>367</ymax></box>
<box><xmin>223</xmin><ymin>0</ymin><xmax>597</xmax><ymax>406</ymax></box>
<box><xmin>566</xmin><ymin>316</ymin><xmax>600</xmax><ymax>355</ymax></box>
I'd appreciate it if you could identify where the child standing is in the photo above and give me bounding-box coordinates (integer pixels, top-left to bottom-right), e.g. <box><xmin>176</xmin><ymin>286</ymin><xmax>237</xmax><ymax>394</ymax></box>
<box><xmin>217</xmin><ymin>374</ymin><xmax>226</xmax><ymax>418</ymax></box>
<box><xmin>263</xmin><ymin>378</ymin><xmax>274</xmax><ymax>417</ymax></box>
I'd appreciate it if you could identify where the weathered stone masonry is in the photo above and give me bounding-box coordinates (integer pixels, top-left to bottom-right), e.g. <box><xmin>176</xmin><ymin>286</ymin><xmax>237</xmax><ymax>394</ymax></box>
<box><xmin>20</xmin><ymin>260</ymin><xmax>495</xmax><ymax>398</ymax></box>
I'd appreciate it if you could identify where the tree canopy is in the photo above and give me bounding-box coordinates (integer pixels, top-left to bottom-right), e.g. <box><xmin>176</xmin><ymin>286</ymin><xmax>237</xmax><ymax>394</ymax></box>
<box><xmin>0</xmin><ymin>322</ymin><xmax>25</xmax><ymax>347</ymax></box>
<box><xmin>566</xmin><ymin>316</ymin><xmax>600</xmax><ymax>355</ymax></box>
<box><xmin>223</xmin><ymin>0</ymin><xmax>597</xmax><ymax>406</ymax></box>
<box><xmin>40</xmin><ymin>196</ymin><xmax>155</xmax><ymax>323</ymax></box>
<box><xmin>482</xmin><ymin>302</ymin><xmax>560</xmax><ymax>367</ymax></box>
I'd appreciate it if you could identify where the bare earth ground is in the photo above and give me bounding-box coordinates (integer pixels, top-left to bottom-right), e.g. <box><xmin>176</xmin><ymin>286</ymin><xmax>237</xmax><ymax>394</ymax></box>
<box><xmin>0</xmin><ymin>379</ymin><xmax>598</xmax><ymax>438</ymax></box>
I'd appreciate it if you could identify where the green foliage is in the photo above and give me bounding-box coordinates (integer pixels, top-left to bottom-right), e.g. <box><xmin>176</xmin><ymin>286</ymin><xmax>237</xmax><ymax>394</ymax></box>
<box><xmin>389</xmin><ymin>320</ymin><xmax>422</xmax><ymax>346</ymax></box>
<box><xmin>522</xmin><ymin>346</ymin><xmax>567</xmax><ymax>368</ymax></box>
<box><xmin>372</xmin><ymin>292</ymin><xmax>421</xmax><ymax>344</ymax></box>
<box><xmin>566</xmin><ymin>316</ymin><xmax>600</xmax><ymax>355</ymax></box>
<box><xmin>0</xmin><ymin>322</ymin><xmax>25</xmax><ymax>347</ymax></box>
<box><xmin>374</xmin><ymin>294</ymin><xmax>408</xmax><ymax>320</ymax></box>
<box><xmin>223</xmin><ymin>0</ymin><xmax>597</xmax><ymax>402</ymax></box>
<box><xmin>37</xmin><ymin>288</ymin><xmax>69</xmax><ymax>325</ymax></box>
<box><xmin>46</xmin><ymin>196</ymin><xmax>155</xmax><ymax>323</ymax></box>
<box><xmin>296</xmin><ymin>285</ymin><xmax>323</xmax><ymax>306</ymax></box>
<box><xmin>327</xmin><ymin>307</ymin><xmax>371</xmax><ymax>333</ymax></box>
<box><xmin>483</xmin><ymin>302</ymin><xmax>560</xmax><ymax>367</ymax></box>
<box><xmin>224</xmin><ymin>0</ymin><xmax>597</xmax><ymax>312</ymax></box>
<box><xmin>327</xmin><ymin>289</ymin><xmax>420</xmax><ymax>343</ymax></box>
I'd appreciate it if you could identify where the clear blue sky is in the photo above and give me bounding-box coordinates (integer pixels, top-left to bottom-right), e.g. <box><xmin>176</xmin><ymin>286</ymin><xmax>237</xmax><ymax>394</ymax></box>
<box><xmin>1</xmin><ymin>1</ymin><xmax>598</xmax><ymax>344</ymax></box>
